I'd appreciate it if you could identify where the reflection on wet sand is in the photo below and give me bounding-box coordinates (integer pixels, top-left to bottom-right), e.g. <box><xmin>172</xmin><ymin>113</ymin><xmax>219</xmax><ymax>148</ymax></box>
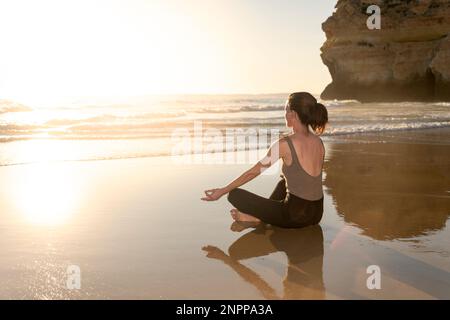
<box><xmin>203</xmin><ymin>224</ymin><xmax>325</xmax><ymax>299</ymax></box>
<box><xmin>323</xmin><ymin>139</ymin><xmax>450</xmax><ymax>240</ymax></box>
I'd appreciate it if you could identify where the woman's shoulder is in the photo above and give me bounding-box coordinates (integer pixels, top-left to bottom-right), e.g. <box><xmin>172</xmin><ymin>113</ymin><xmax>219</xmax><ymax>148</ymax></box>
<box><xmin>308</xmin><ymin>135</ymin><xmax>324</xmax><ymax>152</ymax></box>
<box><xmin>281</xmin><ymin>132</ymin><xmax>321</xmax><ymax>143</ymax></box>
<box><xmin>307</xmin><ymin>134</ymin><xmax>324</xmax><ymax>148</ymax></box>
<box><xmin>268</xmin><ymin>135</ymin><xmax>290</xmax><ymax>158</ymax></box>
<box><xmin>314</xmin><ymin>135</ymin><xmax>324</xmax><ymax>146</ymax></box>
<box><xmin>276</xmin><ymin>134</ymin><xmax>292</xmax><ymax>149</ymax></box>
<box><xmin>279</xmin><ymin>133</ymin><xmax>297</xmax><ymax>143</ymax></box>
<box><xmin>277</xmin><ymin>133</ymin><xmax>323</xmax><ymax>150</ymax></box>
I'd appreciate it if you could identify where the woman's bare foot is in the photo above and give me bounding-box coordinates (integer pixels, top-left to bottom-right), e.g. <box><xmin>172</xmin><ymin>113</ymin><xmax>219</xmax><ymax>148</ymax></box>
<box><xmin>230</xmin><ymin>208</ymin><xmax>261</xmax><ymax>223</ymax></box>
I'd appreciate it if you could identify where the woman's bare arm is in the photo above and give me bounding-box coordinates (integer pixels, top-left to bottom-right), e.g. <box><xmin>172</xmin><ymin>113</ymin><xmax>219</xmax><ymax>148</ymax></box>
<box><xmin>201</xmin><ymin>139</ymin><xmax>285</xmax><ymax>201</ymax></box>
<box><xmin>202</xmin><ymin>245</ymin><xmax>279</xmax><ymax>299</ymax></box>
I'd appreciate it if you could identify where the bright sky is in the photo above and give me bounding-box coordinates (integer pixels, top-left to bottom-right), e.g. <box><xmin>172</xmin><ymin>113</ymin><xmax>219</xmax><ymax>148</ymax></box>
<box><xmin>0</xmin><ymin>0</ymin><xmax>336</xmax><ymax>107</ymax></box>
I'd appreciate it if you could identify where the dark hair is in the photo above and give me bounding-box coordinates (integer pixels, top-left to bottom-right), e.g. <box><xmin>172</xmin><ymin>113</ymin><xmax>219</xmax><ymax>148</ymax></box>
<box><xmin>287</xmin><ymin>92</ymin><xmax>328</xmax><ymax>135</ymax></box>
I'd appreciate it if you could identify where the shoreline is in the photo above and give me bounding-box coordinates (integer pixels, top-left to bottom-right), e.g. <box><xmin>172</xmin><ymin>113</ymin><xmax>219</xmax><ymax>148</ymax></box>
<box><xmin>1</xmin><ymin>126</ymin><xmax>449</xmax><ymax>168</ymax></box>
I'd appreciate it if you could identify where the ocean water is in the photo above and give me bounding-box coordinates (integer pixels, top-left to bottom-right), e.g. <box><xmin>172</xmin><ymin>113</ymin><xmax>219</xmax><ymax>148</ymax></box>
<box><xmin>0</xmin><ymin>94</ymin><xmax>449</xmax><ymax>166</ymax></box>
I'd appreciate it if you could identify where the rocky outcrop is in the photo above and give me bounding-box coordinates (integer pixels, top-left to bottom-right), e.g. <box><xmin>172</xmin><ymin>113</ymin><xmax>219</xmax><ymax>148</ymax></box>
<box><xmin>320</xmin><ymin>0</ymin><xmax>450</xmax><ymax>102</ymax></box>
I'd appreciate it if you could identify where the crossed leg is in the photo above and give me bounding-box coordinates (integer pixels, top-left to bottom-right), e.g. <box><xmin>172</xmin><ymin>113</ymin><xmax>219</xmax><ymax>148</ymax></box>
<box><xmin>228</xmin><ymin>178</ymin><xmax>289</xmax><ymax>227</ymax></box>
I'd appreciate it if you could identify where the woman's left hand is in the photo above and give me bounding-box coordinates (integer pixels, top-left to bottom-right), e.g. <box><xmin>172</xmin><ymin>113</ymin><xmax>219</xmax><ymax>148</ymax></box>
<box><xmin>201</xmin><ymin>245</ymin><xmax>229</xmax><ymax>261</ymax></box>
<box><xmin>201</xmin><ymin>188</ymin><xmax>226</xmax><ymax>201</ymax></box>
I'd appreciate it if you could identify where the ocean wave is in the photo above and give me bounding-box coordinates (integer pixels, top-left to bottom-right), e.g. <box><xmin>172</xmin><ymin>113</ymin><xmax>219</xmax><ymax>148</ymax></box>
<box><xmin>0</xmin><ymin>100</ymin><xmax>32</xmax><ymax>114</ymax></box>
<box><xmin>433</xmin><ymin>102</ymin><xmax>450</xmax><ymax>107</ymax></box>
<box><xmin>194</xmin><ymin>105</ymin><xmax>284</xmax><ymax>113</ymax></box>
<box><xmin>320</xmin><ymin>99</ymin><xmax>360</xmax><ymax>107</ymax></box>
<box><xmin>0</xmin><ymin>123</ymin><xmax>43</xmax><ymax>133</ymax></box>
<box><xmin>1</xmin><ymin>120</ymin><xmax>449</xmax><ymax>143</ymax></box>
<box><xmin>1</xmin><ymin>123</ymin><xmax>449</xmax><ymax>166</ymax></box>
<box><xmin>322</xmin><ymin>121</ymin><xmax>450</xmax><ymax>136</ymax></box>
<box><xmin>44</xmin><ymin>111</ymin><xmax>187</xmax><ymax>126</ymax></box>
<box><xmin>1</xmin><ymin>97</ymin><xmax>450</xmax><ymax>147</ymax></box>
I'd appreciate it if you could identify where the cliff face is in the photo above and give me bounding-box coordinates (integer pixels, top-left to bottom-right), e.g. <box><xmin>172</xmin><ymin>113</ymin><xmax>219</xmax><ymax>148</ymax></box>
<box><xmin>320</xmin><ymin>0</ymin><xmax>450</xmax><ymax>102</ymax></box>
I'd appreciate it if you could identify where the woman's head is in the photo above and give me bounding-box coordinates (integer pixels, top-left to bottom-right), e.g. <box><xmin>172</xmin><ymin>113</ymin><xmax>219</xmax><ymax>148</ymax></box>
<box><xmin>284</xmin><ymin>92</ymin><xmax>328</xmax><ymax>135</ymax></box>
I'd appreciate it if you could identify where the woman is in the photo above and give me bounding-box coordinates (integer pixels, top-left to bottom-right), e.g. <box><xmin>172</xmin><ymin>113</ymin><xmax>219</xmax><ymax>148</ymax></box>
<box><xmin>201</xmin><ymin>92</ymin><xmax>328</xmax><ymax>228</ymax></box>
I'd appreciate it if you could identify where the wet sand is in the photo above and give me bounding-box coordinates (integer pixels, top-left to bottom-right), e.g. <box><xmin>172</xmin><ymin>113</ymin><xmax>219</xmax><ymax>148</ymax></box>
<box><xmin>0</xmin><ymin>127</ymin><xmax>449</xmax><ymax>299</ymax></box>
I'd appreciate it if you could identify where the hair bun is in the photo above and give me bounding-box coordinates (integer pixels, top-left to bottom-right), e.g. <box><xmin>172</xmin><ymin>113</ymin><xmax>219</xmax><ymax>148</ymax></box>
<box><xmin>287</xmin><ymin>92</ymin><xmax>328</xmax><ymax>135</ymax></box>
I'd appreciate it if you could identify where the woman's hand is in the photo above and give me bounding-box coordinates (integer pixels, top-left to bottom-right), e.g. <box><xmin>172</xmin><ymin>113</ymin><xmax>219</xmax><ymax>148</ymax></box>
<box><xmin>201</xmin><ymin>245</ymin><xmax>229</xmax><ymax>261</ymax></box>
<box><xmin>201</xmin><ymin>188</ymin><xmax>227</xmax><ymax>201</ymax></box>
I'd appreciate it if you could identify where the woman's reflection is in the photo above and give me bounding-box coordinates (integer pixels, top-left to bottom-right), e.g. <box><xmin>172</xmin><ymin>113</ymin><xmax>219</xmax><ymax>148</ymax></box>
<box><xmin>202</xmin><ymin>224</ymin><xmax>325</xmax><ymax>299</ymax></box>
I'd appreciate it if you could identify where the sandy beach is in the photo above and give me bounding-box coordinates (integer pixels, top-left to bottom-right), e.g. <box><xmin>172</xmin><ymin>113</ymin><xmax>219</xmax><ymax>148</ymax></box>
<box><xmin>0</xmin><ymin>127</ymin><xmax>449</xmax><ymax>299</ymax></box>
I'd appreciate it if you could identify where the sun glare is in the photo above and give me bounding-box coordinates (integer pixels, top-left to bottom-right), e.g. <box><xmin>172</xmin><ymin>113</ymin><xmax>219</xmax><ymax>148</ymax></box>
<box><xmin>0</xmin><ymin>0</ymin><xmax>232</xmax><ymax>107</ymax></box>
<box><xmin>12</xmin><ymin>162</ymin><xmax>79</xmax><ymax>226</ymax></box>
<box><xmin>0</xmin><ymin>0</ymin><xmax>330</xmax><ymax>107</ymax></box>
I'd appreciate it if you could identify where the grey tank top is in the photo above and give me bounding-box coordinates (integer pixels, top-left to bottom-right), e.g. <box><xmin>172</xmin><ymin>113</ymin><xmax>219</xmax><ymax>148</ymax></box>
<box><xmin>281</xmin><ymin>136</ymin><xmax>324</xmax><ymax>201</ymax></box>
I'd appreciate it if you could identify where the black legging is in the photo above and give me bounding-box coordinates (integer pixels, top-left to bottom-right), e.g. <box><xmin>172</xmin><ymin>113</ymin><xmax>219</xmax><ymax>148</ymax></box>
<box><xmin>227</xmin><ymin>178</ymin><xmax>323</xmax><ymax>228</ymax></box>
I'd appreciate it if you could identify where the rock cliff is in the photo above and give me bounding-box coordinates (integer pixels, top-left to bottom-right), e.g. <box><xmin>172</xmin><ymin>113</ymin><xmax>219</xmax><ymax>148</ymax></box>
<box><xmin>321</xmin><ymin>0</ymin><xmax>450</xmax><ymax>102</ymax></box>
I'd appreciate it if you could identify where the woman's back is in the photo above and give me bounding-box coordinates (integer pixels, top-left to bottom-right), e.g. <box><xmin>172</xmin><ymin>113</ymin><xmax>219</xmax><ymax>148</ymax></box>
<box><xmin>281</xmin><ymin>135</ymin><xmax>325</xmax><ymax>201</ymax></box>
